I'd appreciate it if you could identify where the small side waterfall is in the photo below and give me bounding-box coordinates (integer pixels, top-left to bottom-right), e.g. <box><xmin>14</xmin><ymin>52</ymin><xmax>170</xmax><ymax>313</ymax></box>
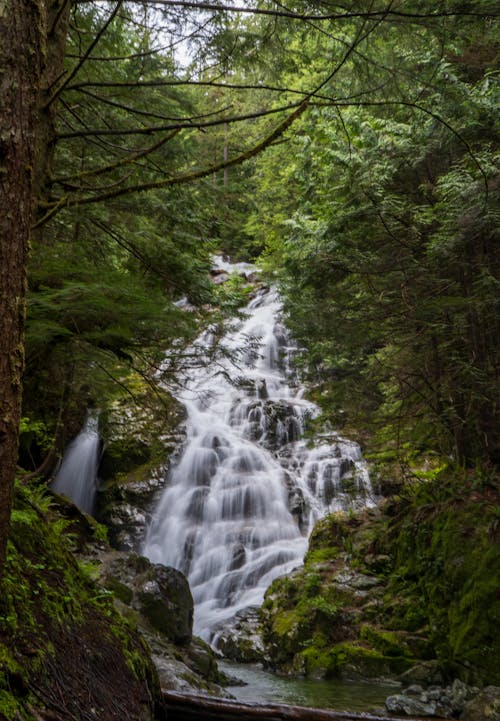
<box><xmin>144</xmin><ymin>273</ymin><xmax>374</xmax><ymax>641</ymax></box>
<box><xmin>52</xmin><ymin>412</ymin><xmax>100</xmax><ymax>515</ymax></box>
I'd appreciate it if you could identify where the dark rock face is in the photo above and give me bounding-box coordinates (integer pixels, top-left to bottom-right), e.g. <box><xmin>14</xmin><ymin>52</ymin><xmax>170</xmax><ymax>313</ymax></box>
<box><xmin>96</xmin><ymin>387</ymin><xmax>186</xmax><ymax>552</ymax></box>
<box><xmin>102</xmin><ymin>553</ymin><xmax>193</xmax><ymax>646</ymax></box>
<box><xmin>99</xmin><ymin>550</ymin><xmax>230</xmax><ymax>694</ymax></box>
<box><xmin>98</xmin><ymin>466</ymin><xmax>169</xmax><ymax>552</ymax></box>
<box><xmin>137</xmin><ymin>565</ymin><xmax>193</xmax><ymax>646</ymax></box>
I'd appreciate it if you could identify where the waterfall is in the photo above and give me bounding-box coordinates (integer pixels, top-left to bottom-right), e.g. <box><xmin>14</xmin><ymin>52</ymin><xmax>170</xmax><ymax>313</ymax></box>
<box><xmin>144</xmin><ymin>271</ymin><xmax>373</xmax><ymax>641</ymax></box>
<box><xmin>52</xmin><ymin>412</ymin><xmax>100</xmax><ymax>515</ymax></box>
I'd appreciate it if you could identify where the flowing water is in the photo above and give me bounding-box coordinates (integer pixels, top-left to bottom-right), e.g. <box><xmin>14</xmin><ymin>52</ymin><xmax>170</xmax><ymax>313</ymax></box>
<box><xmin>219</xmin><ymin>661</ymin><xmax>397</xmax><ymax>713</ymax></box>
<box><xmin>144</xmin><ymin>266</ymin><xmax>374</xmax><ymax>641</ymax></box>
<box><xmin>52</xmin><ymin>412</ymin><xmax>100</xmax><ymax>515</ymax></box>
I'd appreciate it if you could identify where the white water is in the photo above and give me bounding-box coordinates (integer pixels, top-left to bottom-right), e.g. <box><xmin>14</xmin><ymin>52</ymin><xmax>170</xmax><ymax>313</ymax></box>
<box><xmin>52</xmin><ymin>413</ymin><xmax>100</xmax><ymax>515</ymax></box>
<box><xmin>144</xmin><ymin>271</ymin><xmax>373</xmax><ymax>641</ymax></box>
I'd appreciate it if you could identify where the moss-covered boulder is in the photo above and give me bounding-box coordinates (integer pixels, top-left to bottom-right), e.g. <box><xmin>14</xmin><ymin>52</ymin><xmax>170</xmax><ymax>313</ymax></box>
<box><xmin>381</xmin><ymin>469</ymin><xmax>500</xmax><ymax>685</ymax></box>
<box><xmin>97</xmin><ymin>550</ymin><xmax>231</xmax><ymax>696</ymax></box>
<box><xmin>100</xmin><ymin>553</ymin><xmax>193</xmax><ymax>646</ymax></box>
<box><xmin>260</xmin><ymin>466</ymin><xmax>500</xmax><ymax>687</ymax></box>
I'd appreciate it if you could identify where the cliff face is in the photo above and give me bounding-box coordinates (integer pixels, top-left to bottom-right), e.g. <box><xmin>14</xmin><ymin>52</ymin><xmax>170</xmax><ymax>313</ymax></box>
<box><xmin>260</xmin><ymin>466</ymin><xmax>500</xmax><ymax>688</ymax></box>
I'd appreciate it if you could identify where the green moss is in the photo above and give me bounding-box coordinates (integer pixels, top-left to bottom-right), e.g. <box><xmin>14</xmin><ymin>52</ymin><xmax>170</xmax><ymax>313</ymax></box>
<box><xmin>360</xmin><ymin>625</ymin><xmax>411</xmax><ymax>658</ymax></box>
<box><xmin>273</xmin><ymin>610</ymin><xmax>299</xmax><ymax>636</ymax></box>
<box><xmin>0</xmin><ymin>480</ymin><xmax>160</xmax><ymax>719</ymax></box>
<box><xmin>0</xmin><ymin>689</ymin><xmax>29</xmax><ymax>721</ymax></box>
<box><xmin>104</xmin><ymin>577</ymin><xmax>134</xmax><ymax>605</ymax></box>
<box><xmin>262</xmin><ymin>465</ymin><xmax>499</xmax><ymax>685</ymax></box>
<box><xmin>307</xmin><ymin>513</ymin><xmax>349</xmax><ymax>554</ymax></box>
<box><xmin>304</xmin><ymin>547</ymin><xmax>338</xmax><ymax>565</ymax></box>
<box><xmin>300</xmin><ymin>641</ymin><xmax>412</xmax><ymax>679</ymax></box>
<box><xmin>100</xmin><ymin>439</ymin><xmax>153</xmax><ymax>480</ymax></box>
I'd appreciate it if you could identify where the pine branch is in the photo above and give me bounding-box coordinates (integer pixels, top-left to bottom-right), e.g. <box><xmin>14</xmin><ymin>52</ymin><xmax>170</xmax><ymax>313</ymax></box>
<box><xmin>56</xmin><ymin>100</ymin><xmax>302</xmax><ymax>138</ymax></box>
<box><xmin>45</xmin><ymin>0</ymin><xmax>124</xmax><ymax>108</ymax></box>
<box><xmin>36</xmin><ymin>99</ymin><xmax>309</xmax><ymax>222</ymax></box>
<box><xmin>74</xmin><ymin>86</ymin><xmax>231</xmax><ymax>123</ymax></box>
<box><xmin>54</xmin><ymin>129</ymin><xmax>180</xmax><ymax>184</ymax></box>
<box><xmin>72</xmin><ymin>0</ymin><xmax>500</xmax><ymax>22</ymax></box>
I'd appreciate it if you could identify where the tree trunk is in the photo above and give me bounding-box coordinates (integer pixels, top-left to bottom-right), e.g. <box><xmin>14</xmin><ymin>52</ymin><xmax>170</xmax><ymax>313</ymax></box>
<box><xmin>0</xmin><ymin>0</ymin><xmax>69</xmax><ymax>575</ymax></box>
<box><xmin>0</xmin><ymin>0</ymin><xmax>45</xmax><ymax>573</ymax></box>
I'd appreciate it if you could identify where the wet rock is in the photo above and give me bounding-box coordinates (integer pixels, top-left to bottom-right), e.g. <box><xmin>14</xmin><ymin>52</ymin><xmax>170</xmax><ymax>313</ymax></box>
<box><xmin>255</xmin><ymin>379</ymin><xmax>268</xmax><ymax>399</ymax></box>
<box><xmin>462</xmin><ymin>685</ymin><xmax>500</xmax><ymax>721</ymax></box>
<box><xmin>333</xmin><ymin>569</ymin><xmax>380</xmax><ymax>596</ymax></box>
<box><xmin>212</xmin><ymin>271</ymin><xmax>229</xmax><ymax>284</ymax></box>
<box><xmin>386</xmin><ymin>693</ymin><xmax>437</xmax><ymax>716</ymax></box>
<box><xmin>398</xmin><ymin>660</ymin><xmax>444</xmax><ymax>686</ymax></box>
<box><xmin>385</xmin><ymin>679</ymin><xmax>484</xmax><ymax>719</ymax></box>
<box><xmin>143</xmin><ymin>629</ymin><xmax>232</xmax><ymax>697</ymax></box>
<box><xmin>137</xmin><ymin>566</ymin><xmax>193</xmax><ymax>645</ymax></box>
<box><xmin>211</xmin><ymin>607</ymin><xmax>266</xmax><ymax>663</ymax></box>
<box><xmin>96</xmin><ymin>386</ymin><xmax>186</xmax><ymax>551</ymax></box>
<box><xmin>259</xmin><ymin>400</ymin><xmax>305</xmax><ymax>450</ymax></box>
<box><xmin>288</xmin><ymin>487</ymin><xmax>306</xmax><ymax>524</ymax></box>
<box><xmin>98</xmin><ymin>467</ymin><xmax>167</xmax><ymax>551</ymax></box>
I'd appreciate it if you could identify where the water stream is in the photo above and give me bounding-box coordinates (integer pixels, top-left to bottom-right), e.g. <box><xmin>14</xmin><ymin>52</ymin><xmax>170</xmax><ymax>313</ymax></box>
<box><xmin>219</xmin><ymin>661</ymin><xmax>397</xmax><ymax>713</ymax></box>
<box><xmin>52</xmin><ymin>412</ymin><xmax>100</xmax><ymax>515</ymax></box>
<box><xmin>144</xmin><ymin>265</ymin><xmax>374</xmax><ymax>641</ymax></box>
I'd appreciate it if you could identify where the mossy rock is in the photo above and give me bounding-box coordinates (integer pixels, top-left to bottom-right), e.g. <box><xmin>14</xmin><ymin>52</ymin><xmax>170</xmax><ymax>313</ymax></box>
<box><xmin>99</xmin><ymin>438</ymin><xmax>153</xmax><ymax>479</ymax></box>
<box><xmin>99</xmin><ymin>382</ymin><xmax>186</xmax><ymax>481</ymax></box>
<box><xmin>260</xmin><ymin>466</ymin><xmax>500</xmax><ymax>686</ymax></box>
<box><xmin>307</xmin><ymin>513</ymin><xmax>351</xmax><ymax>556</ymax></box>
<box><xmin>360</xmin><ymin>625</ymin><xmax>413</xmax><ymax>658</ymax></box>
<box><xmin>301</xmin><ymin>642</ymin><xmax>412</xmax><ymax>679</ymax></box>
<box><xmin>101</xmin><ymin>553</ymin><xmax>193</xmax><ymax>646</ymax></box>
<box><xmin>0</xmin><ymin>482</ymin><xmax>162</xmax><ymax>721</ymax></box>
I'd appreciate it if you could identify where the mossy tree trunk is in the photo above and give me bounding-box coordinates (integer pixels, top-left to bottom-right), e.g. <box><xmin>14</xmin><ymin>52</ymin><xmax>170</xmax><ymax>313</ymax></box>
<box><xmin>0</xmin><ymin>0</ymin><xmax>69</xmax><ymax>575</ymax></box>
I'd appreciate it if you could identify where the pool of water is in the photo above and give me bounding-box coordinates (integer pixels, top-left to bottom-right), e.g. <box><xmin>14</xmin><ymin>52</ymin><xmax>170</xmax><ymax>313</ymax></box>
<box><xmin>219</xmin><ymin>661</ymin><xmax>400</xmax><ymax>713</ymax></box>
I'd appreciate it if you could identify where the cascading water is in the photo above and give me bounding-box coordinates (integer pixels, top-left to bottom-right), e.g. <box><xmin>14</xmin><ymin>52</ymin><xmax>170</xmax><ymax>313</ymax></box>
<box><xmin>144</xmin><ymin>265</ymin><xmax>374</xmax><ymax>641</ymax></box>
<box><xmin>52</xmin><ymin>412</ymin><xmax>100</xmax><ymax>515</ymax></box>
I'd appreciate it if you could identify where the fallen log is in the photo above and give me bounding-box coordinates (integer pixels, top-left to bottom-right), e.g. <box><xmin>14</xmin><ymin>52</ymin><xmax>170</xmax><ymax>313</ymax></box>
<box><xmin>161</xmin><ymin>691</ymin><xmax>447</xmax><ymax>721</ymax></box>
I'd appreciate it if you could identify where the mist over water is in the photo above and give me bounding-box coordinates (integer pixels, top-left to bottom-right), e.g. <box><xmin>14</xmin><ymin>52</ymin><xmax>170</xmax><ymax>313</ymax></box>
<box><xmin>144</xmin><ymin>268</ymin><xmax>373</xmax><ymax>641</ymax></box>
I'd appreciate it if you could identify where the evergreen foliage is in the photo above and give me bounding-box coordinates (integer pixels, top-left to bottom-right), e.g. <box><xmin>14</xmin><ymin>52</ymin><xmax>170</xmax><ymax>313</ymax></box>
<box><xmin>248</xmin><ymin>6</ymin><xmax>499</xmax><ymax>464</ymax></box>
<box><xmin>2</xmin><ymin>0</ymin><xmax>498</xmax><ymax>708</ymax></box>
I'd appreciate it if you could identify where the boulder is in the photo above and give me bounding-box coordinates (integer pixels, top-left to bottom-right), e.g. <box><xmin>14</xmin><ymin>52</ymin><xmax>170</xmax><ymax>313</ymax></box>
<box><xmin>385</xmin><ymin>693</ymin><xmax>437</xmax><ymax>716</ymax></box>
<box><xmin>462</xmin><ymin>685</ymin><xmax>500</xmax><ymax>721</ymax></box>
<box><xmin>101</xmin><ymin>552</ymin><xmax>193</xmax><ymax>646</ymax></box>
<box><xmin>137</xmin><ymin>564</ymin><xmax>193</xmax><ymax>645</ymax></box>
<box><xmin>385</xmin><ymin>679</ymin><xmax>484</xmax><ymax>719</ymax></box>
<box><xmin>212</xmin><ymin>607</ymin><xmax>266</xmax><ymax>663</ymax></box>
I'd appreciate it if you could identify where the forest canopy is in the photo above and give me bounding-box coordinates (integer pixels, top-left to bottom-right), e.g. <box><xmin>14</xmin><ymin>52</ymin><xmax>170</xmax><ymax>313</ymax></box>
<box><xmin>0</xmin><ymin>0</ymin><xmax>498</xmax><ymax>570</ymax></box>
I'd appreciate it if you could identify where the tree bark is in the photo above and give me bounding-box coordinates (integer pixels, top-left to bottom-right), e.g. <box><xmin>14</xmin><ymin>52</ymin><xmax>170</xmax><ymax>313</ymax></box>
<box><xmin>0</xmin><ymin>0</ymin><xmax>45</xmax><ymax>573</ymax></box>
<box><xmin>0</xmin><ymin>0</ymin><xmax>70</xmax><ymax>575</ymax></box>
